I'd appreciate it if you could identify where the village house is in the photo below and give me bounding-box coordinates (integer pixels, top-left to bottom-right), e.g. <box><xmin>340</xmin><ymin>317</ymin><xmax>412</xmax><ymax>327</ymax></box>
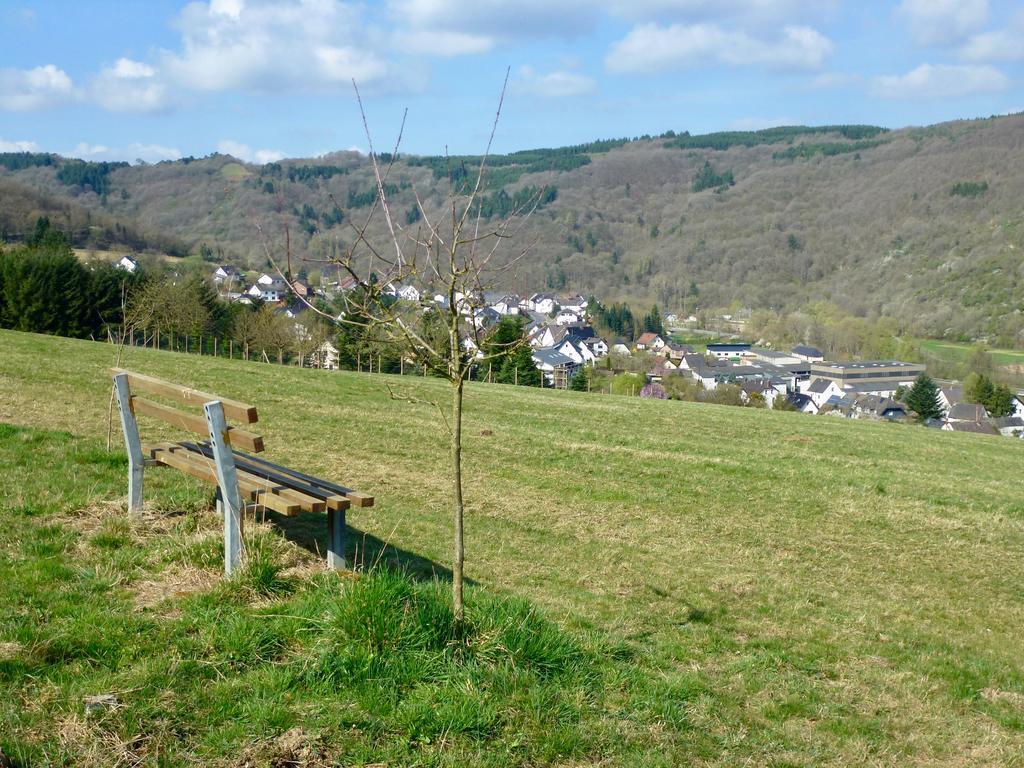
<box><xmin>387</xmin><ymin>284</ymin><xmax>422</xmax><ymax>302</ymax></box>
<box><xmin>490</xmin><ymin>294</ymin><xmax>521</xmax><ymax>316</ymax></box>
<box><xmin>802</xmin><ymin>378</ymin><xmax>845</xmax><ymax>409</ymax></box>
<box><xmin>610</xmin><ymin>340</ymin><xmax>631</xmax><ymax>356</ymax></box>
<box><xmin>526</xmin><ymin>292</ymin><xmax>557</xmax><ymax>315</ymax></box>
<box><xmin>291</xmin><ymin>279</ymin><xmax>314</xmax><ymax>301</ymax></box>
<box><xmin>944</xmin><ymin>419</ymin><xmax>999</xmax><ymax>435</ymax></box>
<box><xmin>664</xmin><ymin>342</ymin><xmax>695</xmax><ymax>360</ymax></box>
<box><xmin>555</xmin><ymin>308</ymin><xmax>583</xmax><ymax>326</ymax></box>
<box><xmin>559</xmin><ymin>295</ymin><xmax>588</xmax><ymax>313</ymax></box>
<box><xmin>740</xmin><ymin>379</ymin><xmax>786</xmax><ymax>408</ymax></box>
<box><xmin>937</xmin><ymin>383</ymin><xmax>963</xmax><ymax>414</ymax></box>
<box><xmin>553</xmin><ymin>336</ymin><xmax>597</xmax><ymax>366</ymax></box>
<box><xmin>529</xmin><ymin>325</ymin><xmax>559</xmax><ymax>348</ymax></box>
<box><xmin>676</xmin><ymin>353</ymin><xmax>705</xmax><ymax>371</ymax></box>
<box><xmin>851</xmin><ymin>394</ymin><xmax>907</xmax><ymax>421</ymax></box>
<box><xmin>943</xmin><ymin>402</ymin><xmax>997</xmax><ymax>434</ymax></box>
<box><xmin>212</xmin><ymin>265</ymin><xmax>239</xmax><ymax>283</ymax></box>
<box><xmin>249</xmin><ymin>274</ymin><xmax>289</xmax><ymax>302</ymax></box>
<box><xmin>945</xmin><ymin>402</ymin><xmax>988</xmax><ymax>424</ymax></box>
<box><xmin>116</xmin><ymin>255</ymin><xmax>139</xmax><ymax>273</ymax></box>
<box><xmin>532</xmin><ymin>347</ymin><xmax>578</xmax><ymax>388</ymax></box>
<box><xmin>471</xmin><ymin>307</ymin><xmax>501</xmax><ymax>329</ymax></box>
<box><xmin>582</xmin><ymin>337</ymin><xmax>609</xmax><ymax>358</ymax></box>
<box><xmin>990</xmin><ymin>416</ymin><xmax>1024</xmax><ymax>437</ymax></box>
<box><xmin>635</xmin><ymin>332</ymin><xmax>666</xmax><ymax>352</ymax></box>
<box><xmin>786</xmin><ymin>392</ymin><xmax>819</xmax><ymax>414</ymax></box>
<box><xmin>1012</xmin><ymin>393</ymin><xmax>1024</xmax><ymax>420</ymax></box>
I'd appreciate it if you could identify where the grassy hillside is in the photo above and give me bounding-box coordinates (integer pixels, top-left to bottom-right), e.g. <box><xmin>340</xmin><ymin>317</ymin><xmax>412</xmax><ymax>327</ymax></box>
<box><xmin>2</xmin><ymin>329</ymin><xmax>1024</xmax><ymax>765</ymax></box>
<box><xmin>3</xmin><ymin>114</ymin><xmax>1024</xmax><ymax>339</ymax></box>
<box><xmin>921</xmin><ymin>339</ymin><xmax>1024</xmax><ymax>370</ymax></box>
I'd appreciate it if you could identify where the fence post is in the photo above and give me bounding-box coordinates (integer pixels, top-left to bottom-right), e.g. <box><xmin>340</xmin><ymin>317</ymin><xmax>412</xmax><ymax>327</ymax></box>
<box><xmin>204</xmin><ymin>400</ymin><xmax>244</xmax><ymax>576</ymax></box>
<box><xmin>113</xmin><ymin>373</ymin><xmax>144</xmax><ymax>512</ymax></box>
<box><xmin>327</xmin><ymin>507</ymin><xmax>346</xmax><ymax>571</ymax></box>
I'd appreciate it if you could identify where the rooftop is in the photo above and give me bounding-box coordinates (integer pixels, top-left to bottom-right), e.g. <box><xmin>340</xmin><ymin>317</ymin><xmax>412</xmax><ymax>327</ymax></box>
<box><xmin>812</xmin><ymin>360</ymin><xmax>923</xmax><ymax>370</ymax></box>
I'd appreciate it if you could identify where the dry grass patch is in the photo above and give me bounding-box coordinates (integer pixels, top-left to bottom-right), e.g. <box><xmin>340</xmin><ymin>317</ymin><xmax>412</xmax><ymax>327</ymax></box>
<box><xmin>56</xmin><ymin>713</ymin><xmax>153</xmax><ymax>768</ymax></box>
<box><xmin>235</xmin><ymin>727</ymin><xmax>332</xmax><ymax>768</ymax></box>
<box><xmin>132</xmin><ymin>562</ymin><xmax>220</xmax><ymax>610</ymax></box>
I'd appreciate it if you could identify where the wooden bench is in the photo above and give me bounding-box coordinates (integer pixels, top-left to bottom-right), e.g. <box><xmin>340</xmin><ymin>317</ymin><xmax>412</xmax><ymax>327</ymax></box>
<box><xmin>111</xmin><ymin>368</ymin><xmax>373</xmax><ymax>575</ymax></box>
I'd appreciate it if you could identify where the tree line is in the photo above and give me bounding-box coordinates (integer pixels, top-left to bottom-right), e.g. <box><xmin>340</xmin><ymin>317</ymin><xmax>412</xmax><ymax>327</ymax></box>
<box><xmin>591</xmin><ymin>300</ymin><xmax>664</xmax><ymax>340</ymax></box>
<box><xmin>664</xmin><ymin>124</ymin><xmax>887</xmax><ymax>151</ymax></box>
<box><xmin>0</xmin><ymin>218</ymin><xmax>141</xmax><ymax>338</ymax></box>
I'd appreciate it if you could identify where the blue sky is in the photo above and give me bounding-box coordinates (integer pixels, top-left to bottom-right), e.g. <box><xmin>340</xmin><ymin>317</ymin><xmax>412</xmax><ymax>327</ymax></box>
<box><xmin>1</xmin><ymin>0</ymin><xmax>1021</xmax><ymax>162</ymax></box>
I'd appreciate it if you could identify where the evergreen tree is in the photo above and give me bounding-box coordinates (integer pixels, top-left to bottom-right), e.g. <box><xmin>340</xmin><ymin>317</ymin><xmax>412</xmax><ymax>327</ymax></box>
<box><xmin>0</xmin><ymin>243</ymin><xmax>91</xmax><ymax>337</ymax></box>
<box><xmin>498</xmin><ymin>345</ymin><xmax>541</xmax><ymax>386</ymax></box>
<box><xmin>986</xmin><ymin>383</ymin><xmax>1015</xmax><ymax>417</ymax></box>
<box><xmin>569</xmin><ymin>365</ymin><xmax>589</xmax><ymax>391</ymax></box>
<box><xmin>484</xmin><ymin>315</ymin><xmax>526</xmax><ymax>361</ymax></box>
<box><xmin>643</xmin><ymin>304</ymin><xmax>664</xmax><ymax>335</ymax></box>
<box><xmin>964</xmin><ymin>372</ymin><xmax>995</xmax><ymax>409</ymax></box>
<box><xmin>904</xmin><ymin>373</ymin><xmax>943</xmax><ymax>420</ymax></box>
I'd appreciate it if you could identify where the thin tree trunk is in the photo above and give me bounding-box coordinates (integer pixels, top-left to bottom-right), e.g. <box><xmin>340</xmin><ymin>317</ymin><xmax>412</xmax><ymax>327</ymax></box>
<box><xmin>451</xmin><ymin>379</ymin><xmax>465</xmax><ymax>623</ymax></box>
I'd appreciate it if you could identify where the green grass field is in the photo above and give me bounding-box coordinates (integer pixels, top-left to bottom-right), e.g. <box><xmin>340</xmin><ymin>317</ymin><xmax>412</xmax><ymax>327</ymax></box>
<box><xmin>2</xmin><ymin>329</ymin><xmax>1024</xmax><ymax>766</ymax></box>
<box><xmin>920</xmin><ymin>339</ymin><xmax>1024</xmax><ymax>370</ymax></box>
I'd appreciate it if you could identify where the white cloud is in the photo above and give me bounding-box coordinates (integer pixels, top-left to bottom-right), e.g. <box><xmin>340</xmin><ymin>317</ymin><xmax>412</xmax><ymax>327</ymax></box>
<box><xmin>605</xmin><ymin>23</ymin><xmax>832</xmax><ymax>74</ymax></box>
<box><xmin>70</xmin><ymin>142</ymin><xmax>182</xmax><ymax>163</ymax></box>
<box><xmin>0</xmin><ymin>136</ymin><xmax>38</xmax><ymax>152</ymax></box>
<box><xmin>514</xmin><ymin>66</ymin><xmax>595</xmax><ymax>98</ymax></box>
<box><xmin>110</xmin><ymin>58</ymin><xmax>156</xmax><ymax>79</ymax></box>
<box><xmin>161</xmin><ymin>0</ymin><xmax>392</xmax><ymax>92</ymax></box>
<box><xmin>90</xmin><ymin>58</ymin><xmax>170</xmax><ymax>113</ymax></box>
<box><xmin>392</xmin><ymin>28</ymin><xmax>494</xmax><ymax>56</ymax></box>
<box><xmin>897</xmin><ymin>0</ymin><xmax>988</xmax><ymax>46</ymax></box>
<box><xmin>210</xmin><ymin>0</ymin><xmax>244</xmax><ymax>18</ymax></box>
<box><xmin>870</xmin><ymin>63</ymin><xmax>1009</xmax><ymax>100</ymax></box>
<box><xmin>0</xmin><ymin>64</ymin><xmax>74</xmax><ymax>111</ymax></box>
<box><xmin>959</xmin><ymin>11</ymin><xmax>1024</xmax><ymax>62</ymax></box>
<box><xmin>217</xmin><ymin>139</ymin><xmax>285</xmax><ymax>164</ymax></box>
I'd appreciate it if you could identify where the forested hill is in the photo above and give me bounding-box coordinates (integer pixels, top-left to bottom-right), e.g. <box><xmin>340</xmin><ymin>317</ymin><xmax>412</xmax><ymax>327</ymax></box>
<box><xmin>2</xmin><ymin>113</ymin><xmax>1023</xmax><ymax>339</ymax></box>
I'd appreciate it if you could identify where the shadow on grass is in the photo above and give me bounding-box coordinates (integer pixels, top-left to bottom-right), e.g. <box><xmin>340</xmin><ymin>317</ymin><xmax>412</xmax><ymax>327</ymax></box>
<box><xmin>263</xmin><ymin>509</ymin><xmax>475</xmax><ymax>585</ymax></box>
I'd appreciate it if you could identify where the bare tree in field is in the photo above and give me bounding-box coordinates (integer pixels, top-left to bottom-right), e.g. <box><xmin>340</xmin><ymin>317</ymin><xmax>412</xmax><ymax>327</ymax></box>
<box><xmin>256</xmin><ymin>72</ymin><xmax>541</xmax><ymax>622</ymax></box>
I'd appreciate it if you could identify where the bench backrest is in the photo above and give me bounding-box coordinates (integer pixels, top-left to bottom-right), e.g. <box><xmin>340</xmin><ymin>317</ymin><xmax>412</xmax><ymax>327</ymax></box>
<box><xmin>110</xmin><ymin>368</ymin><xmax>264</xmax><ymax>453</ymax></box>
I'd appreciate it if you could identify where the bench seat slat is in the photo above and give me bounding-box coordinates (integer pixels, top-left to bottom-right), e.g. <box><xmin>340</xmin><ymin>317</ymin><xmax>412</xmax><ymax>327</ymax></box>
<box><xmin>226</xmin><ymin>448</ymin><xmax>374</xmax><ymax>507</ymax></box>
<box><xmin>151</xmin><ymin>443</ymin><xmax>326</xmax><ymax>516</ymax></box>
<box><xmin>180</xmin><ymin>442</ymin><xmax>355</xmax><ymax>511</ymax></box>
<box><xmin>132</xmin><ymin>397</ymin><xmax>264</xmax><ymax>453</ymax></box>
<box><xmin>150</xmin><ymin>444</ymin><xmax>300</xmax><ymax>515</ymax></box>
<box><xmin>111</xmin><ymin>368</ymin><xmax>258</xmax><ymax>424</ymax></box>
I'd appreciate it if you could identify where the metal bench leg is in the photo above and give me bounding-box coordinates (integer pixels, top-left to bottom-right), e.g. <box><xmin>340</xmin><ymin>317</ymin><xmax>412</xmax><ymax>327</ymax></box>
<box><xmin>214</xmin><ymin>486</ymin><xmax>244</xmax><ymax>577</ymax></box>
<box><xmin>113</xmin><ymin>373</ymin><xmax>144</xmax><ymax>512</ymax></box>
<box><xmin>327</xmin><ymin>507</ymin><xmax>346</xmax><ymax>571</ymax></box>
<box><xmin>205</xmin><ymin>400</ymin><xmax>244</xmax><ymax>576</ymax></box>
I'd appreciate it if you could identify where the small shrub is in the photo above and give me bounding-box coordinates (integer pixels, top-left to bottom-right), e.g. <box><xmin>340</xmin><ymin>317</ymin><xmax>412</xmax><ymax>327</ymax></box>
<box><xmin>950</xmin><ymin>181</ymin><xmax>988</xmax><ymax>198</ymax></box>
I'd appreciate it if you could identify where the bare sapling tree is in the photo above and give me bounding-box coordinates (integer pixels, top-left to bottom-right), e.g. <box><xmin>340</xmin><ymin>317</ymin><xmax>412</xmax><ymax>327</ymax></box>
<box><xmin>254</xmin><ymin>71</ymin><xmax>543</xmax><ymax>622</ymax></box>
